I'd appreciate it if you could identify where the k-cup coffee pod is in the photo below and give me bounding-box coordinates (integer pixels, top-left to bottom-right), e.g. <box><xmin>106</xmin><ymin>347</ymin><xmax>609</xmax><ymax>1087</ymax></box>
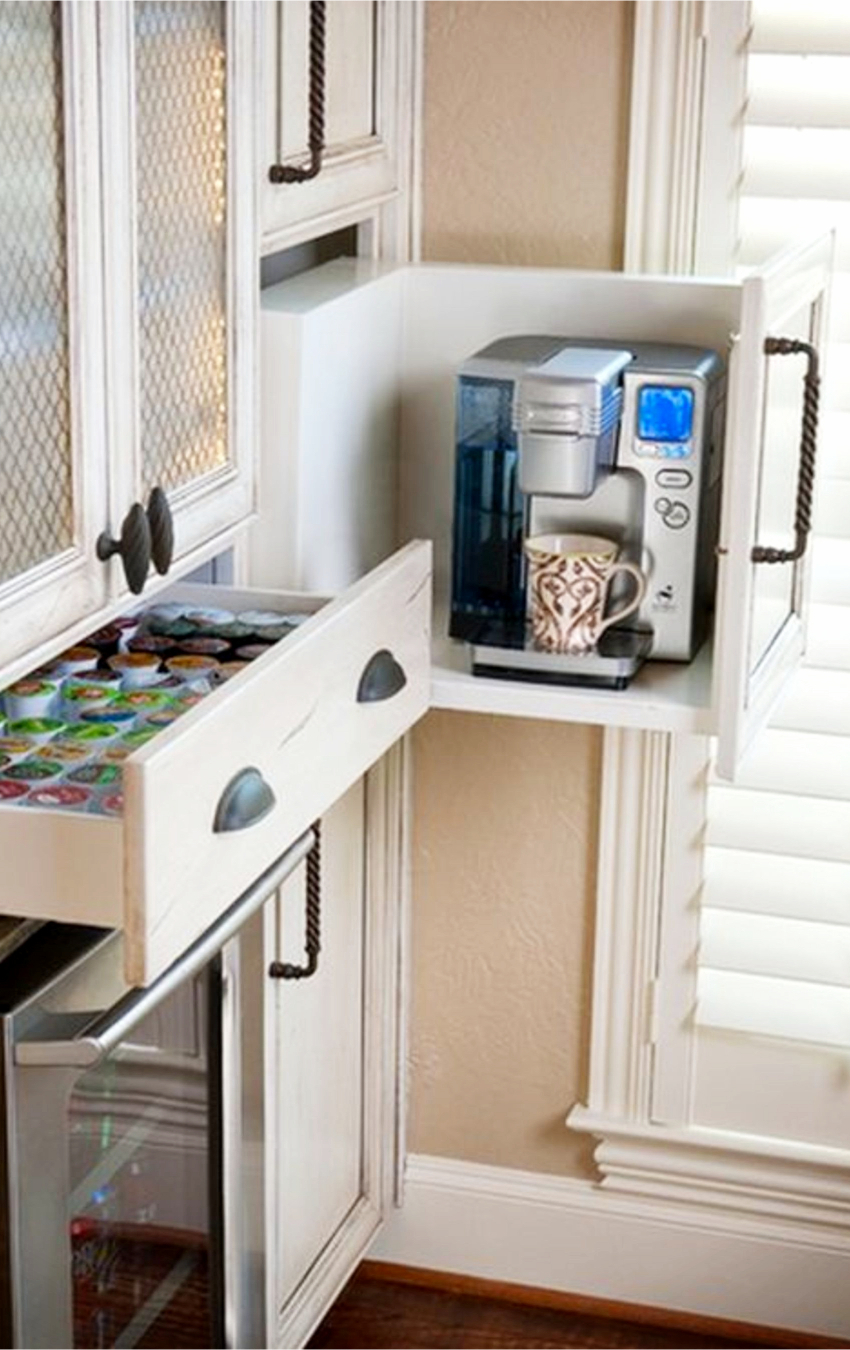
<box><xmin>63</xmin><ymin>683</ymin><xmax>117</xmax><ymax>716</ymax></box>
<box><xmin>91</xmin><ymin>791</ymin><xmax>124</xmax><ymax>817</ymax></box>
<box><xmin>80</xmin><ymin>701</ymin><xmax>136</xmax><ymax>727</ymax></box>
<box><xmin>233</xmin><ymin>643</ymin><xmax>273</xmax><ymax>662</ymax></box>
<box><xmin>108</xmin><ymin>652</ymin><xmax>163</xmax><ymax>689</ymax></box>
<box><xmin>237</xmin><ymin>608</ymin><xmax>286</xmax><ymax>629</ymax></box>
<box><xmin>0</xmin><ymin>736</ymin><xmax>36</xmax><ymax>760</ymax></box>
<box><xmin>53</xmin><ymin>645</ymin><xmax>99</xmax><ymax>675</ymax></box>
<box><xmin>3</xmin><ymin>677</ymin><xmax>61</xmax><ymax>721</ymax></box>
<box><xmin>26</xmin><ymin>784</ymin><xmax>94</xmax><ymax>811</ymax></box>
<box><xmin>117</xmin><ymin>689</ymin><xmax>176</xmax><ymax>717</ymax></box>
<box><xmin>184</xmin><ymin>605</ymin><xmax>235</xmax><ymax>630</ymax></box>
<box><xmin>120</xmin><ymin>726</ymin><xmax>158</xmax><ymax>752</ymax></box>
<box><xmin>208</xmin><ymin>660</ymin><xmax>250</xmax><ymax>685</ymax></box>
<box><xmin>34</xmin><ymin>742</ymin><xmax>92</xmax><ymax>766</ymax></box>
<box><xmin>145</xmin><ymin>707</ymin><xmax>182</xmax><ymax>729</ymax></box>
<box><xmin>67</xmin><ymin>762</ymin><xmax>122</xmax><ymax>791</ymax></box>
<box><xmin>146</xmin><ymin>616</ymin><xmax>197</xmax><ymax>640</ymax></box>
<box><xmin>0</xmin><ymin>753</ymin><xmax>16</xmax><ymax>773</ymax></box>
<box><xmin>66</xmin><ymin>668</ymin><xmax>123</xmax><ymax>692</ymax></box>
<box><xmin>177</xmin><ymin>637</ymin><xmax>231</xmax><ymax>658</ymax></box>
<box><xmin>6</xmin><ymin>717</ymin><xmax>67</xmax><ymax>745</ymax></box>
<box><xmin>165</xmin><ymin>655</ymin><xmax>218</xmax><ymax>686</ymax></box>
<box><xmin>3</xmin><ymin>757</ymin><xmax>65</xmax><ymax>783</ymax></box>
<box><xmin>127</xmin><ymin>633</ymin><xmax>178</xmax><ymax>658</ymax></box>
<box><xmin>0</xmin><ymin>778</ymin><xmax>30</xmax><ymax>802</ymax></box>
<box><xmin>58</xmin><ymin>722</ymin><xmax>123</xmax><ymax>747</ymax></box>
<box><xmin>85</xmin><ymin>623</ymin><xmax>124</xmax><ymax>657</ymax></box>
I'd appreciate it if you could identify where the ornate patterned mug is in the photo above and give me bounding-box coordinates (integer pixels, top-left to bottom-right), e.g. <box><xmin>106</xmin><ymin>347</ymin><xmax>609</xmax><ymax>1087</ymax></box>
<box><xmin>524</xmin><ymin>533</ymin><xmax>647</xmax><ymax>655</ymax></box>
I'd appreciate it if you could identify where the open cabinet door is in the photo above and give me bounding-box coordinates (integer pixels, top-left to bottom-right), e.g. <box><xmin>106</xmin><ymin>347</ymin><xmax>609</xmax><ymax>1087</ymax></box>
<box><xmin>713</xmin><ymin>233</ymin><xmax>833</xmax><ymax>780</ymax></box>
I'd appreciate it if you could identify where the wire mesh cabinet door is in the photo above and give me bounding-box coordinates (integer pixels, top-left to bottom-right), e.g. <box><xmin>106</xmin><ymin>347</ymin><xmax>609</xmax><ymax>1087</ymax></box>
<box><xmin>98</xmin><ymin>1</ymin><xmax>259</xmax><ymax>598</ymax></box>
<box><xmin>0</xmin><ymin>2</ymin><xmax>110</xmax><ymax>674</ymax></box>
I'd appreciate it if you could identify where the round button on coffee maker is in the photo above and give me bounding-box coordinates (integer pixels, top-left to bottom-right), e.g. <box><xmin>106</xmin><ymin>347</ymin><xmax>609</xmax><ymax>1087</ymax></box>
<box><xmin>663</xmin><ymin>501</ymin><xmax>691</xmax><ymax>529</ymax></box>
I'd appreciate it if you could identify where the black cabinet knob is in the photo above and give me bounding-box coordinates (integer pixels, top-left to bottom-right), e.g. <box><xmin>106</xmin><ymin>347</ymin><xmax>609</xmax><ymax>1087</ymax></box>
<box><xmin>96</xmin><ymin>503</ymin><xmax>151</xmax><ymax>595</ymax></box>
<box><xmin>147</xmin><ymin>486</ymin><xmax>174</xmax><ymax>575</ymax></box>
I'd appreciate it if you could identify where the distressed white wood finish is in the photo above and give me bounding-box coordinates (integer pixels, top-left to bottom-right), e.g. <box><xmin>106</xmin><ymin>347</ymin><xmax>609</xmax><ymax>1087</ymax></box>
<box><xmin>264</xmin><ymin>745</ymin><xmax>409</xmax><ymax>1349</ymax></box>
<box><xmin>124</xmin><ymin>541</ymin><xmax>430</xmax><ymax>984</ymax></box>
<box><xmin>0</xmin><ymin>3</ymin><xmax>110</xmax><ymax>675</ymax></box>
<box><xmin>712</xmin><ymin>232</ymin><xmax>832</xmax><ymax>778</ymax></box>
<box><xmin>269</xmin><ymin>785</ymin><xmax>368</xmax><ymax>1317</ymax></box>
<box><xmin>261</xmin><ymin>0</ymin><xmax>419</xmax><ymax>255</ymax></box>
<box><xmin>99</xmin><ymin>2</ymin><xmax>259</xmax><ymax>587</ymax></box>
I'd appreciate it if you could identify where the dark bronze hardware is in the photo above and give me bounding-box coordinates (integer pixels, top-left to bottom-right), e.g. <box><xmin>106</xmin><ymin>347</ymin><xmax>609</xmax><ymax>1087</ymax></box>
<box><xmin>269</xmin><ymin>821</ymin><xmax>322</xmax><ymax>980</ymax></box>
<box><xmin>751</xmin><ymin>337</ymin><xmax>820</xmax><ymax>565</ymax></box>
<box><xmin>147</xmin><ymin>485</ymin><xmax>174</xmax><ymax>575</ymax></box>
<box><xmin>213</xmin><ymin>767</ymin><xmax>277</xmax><ymax>833</ymax></box>
<box><xmin>96</xmin><ymin>502</ymin><xmax>151</xmax><ymax>595</ymax></box>
<box><xmin>269</xmin><ymin>0</ymin><xmax>326</xmax><ymax>184</ymax></box>
<box><xmin>357</xmin><ymin>649</ymin><xmax>407</xmax><ymax>703</ymax></box>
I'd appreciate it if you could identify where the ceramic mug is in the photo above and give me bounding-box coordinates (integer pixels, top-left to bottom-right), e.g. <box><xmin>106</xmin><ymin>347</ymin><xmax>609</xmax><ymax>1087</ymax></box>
<box><xmin>524</xmin><ymin>533</ymin><xmax>647</xmax><ymax>655</ymax></box>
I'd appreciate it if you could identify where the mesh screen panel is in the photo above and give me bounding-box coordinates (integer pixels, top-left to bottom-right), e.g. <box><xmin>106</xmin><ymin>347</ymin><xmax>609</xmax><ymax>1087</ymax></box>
<box><xmin>135</xmin><ymin>1</ymin><xmax>228</xmax><ymax>497</ymax></box>
<box><xmin>0</xmin><ymin>2</ymin><xmax>74</xmax><ymax>584</ymax></box>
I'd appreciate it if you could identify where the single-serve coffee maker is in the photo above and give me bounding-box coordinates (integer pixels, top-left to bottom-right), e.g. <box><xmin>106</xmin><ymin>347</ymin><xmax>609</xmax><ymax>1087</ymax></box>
<box><xmin>449</xmin><ymin>335</ymin><xmax>726</xmax><ymax>687</ymax></box>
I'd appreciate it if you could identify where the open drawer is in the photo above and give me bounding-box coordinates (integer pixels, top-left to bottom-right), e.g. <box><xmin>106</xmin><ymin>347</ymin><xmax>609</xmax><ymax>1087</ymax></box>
<box><xmin>0</xmin><ymin>541</ymin><xmax>431</xmax><ymax>984</ymax></box>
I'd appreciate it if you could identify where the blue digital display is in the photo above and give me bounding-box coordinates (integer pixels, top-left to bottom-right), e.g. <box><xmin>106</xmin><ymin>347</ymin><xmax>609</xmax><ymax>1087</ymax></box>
<box><xmin>637</xmin><ymin>385</ymin><xmax>694</xmax><ymax>442</ymax></box>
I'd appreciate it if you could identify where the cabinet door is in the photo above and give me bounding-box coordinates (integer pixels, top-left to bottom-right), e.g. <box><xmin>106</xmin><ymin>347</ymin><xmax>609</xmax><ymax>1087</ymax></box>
<box><xmin>712</xmin><ymin>233</ymin><xmax>833</xmax><ymax>779</ymax></box>
<box><xmin>261</xmin><ymin>0</ymin><xmax>410</xmax><ymax>253</ymax></box>
<box><xmin>99</xmin><ymin>1</ymin><xmax>257</xmax><ymax>596</ymax></box>
<box><xmin>0</xmin><ymin>3</ymin><xmax>109</xmax><ymax>672</ymax></box>
<box><xmin>265</xmin><ymin>780</ymin><xmax>396</xmax><ymax>1348</ymax></box>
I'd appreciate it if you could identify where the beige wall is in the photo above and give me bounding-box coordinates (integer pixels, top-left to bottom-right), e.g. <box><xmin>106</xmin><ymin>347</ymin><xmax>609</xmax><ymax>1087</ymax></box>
<box><xmin>409</xmin><ymin>1</ymin><xmax>633</xmax><ymax>1178</ymax></box>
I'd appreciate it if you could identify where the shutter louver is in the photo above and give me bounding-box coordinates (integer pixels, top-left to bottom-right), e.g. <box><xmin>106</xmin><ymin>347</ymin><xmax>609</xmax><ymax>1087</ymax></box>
<box><xmin>696</xmin><ymin>0</ymin><xmax>850</xmax><ymax>1053</ymax></box>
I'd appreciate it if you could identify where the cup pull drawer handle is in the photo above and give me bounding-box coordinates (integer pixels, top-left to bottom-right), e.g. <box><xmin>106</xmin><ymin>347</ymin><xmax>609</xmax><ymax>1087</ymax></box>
<box><xmin>213</xmin><ymin>767</ymin><xmax>276</xmax><ymax>833</ymax></box>
<box><xmin>357</xmin><ymin>649</ymin><xmax>407</xmax><ymax>703</ymax></box>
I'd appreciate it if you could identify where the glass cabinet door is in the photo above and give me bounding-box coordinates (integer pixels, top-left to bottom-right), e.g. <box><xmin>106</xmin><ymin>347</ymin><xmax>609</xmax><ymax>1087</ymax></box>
<box><xmin>0</xmin><ymin>1</ymin><xmax>109</xmax><ymax>675</ymax></box>
<box><xmin>100</xmin><ymin>0</ymin><xmax>257</xmax><ymax>596</ymax></box>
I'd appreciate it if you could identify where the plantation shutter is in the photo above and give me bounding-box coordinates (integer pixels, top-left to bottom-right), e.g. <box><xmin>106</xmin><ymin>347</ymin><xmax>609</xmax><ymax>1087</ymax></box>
<box><xmin>693</xmin><ymin>0</ymin><xmax>850</xmax><ymax>1126</ymax></box>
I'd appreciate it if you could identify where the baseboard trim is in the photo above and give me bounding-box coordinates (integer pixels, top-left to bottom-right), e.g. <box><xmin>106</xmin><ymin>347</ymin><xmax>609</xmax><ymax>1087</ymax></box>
<box><xmin>368</xmin><ymin>1155</ymin><xmax>850</xmax><ymax>1341</ymax></box>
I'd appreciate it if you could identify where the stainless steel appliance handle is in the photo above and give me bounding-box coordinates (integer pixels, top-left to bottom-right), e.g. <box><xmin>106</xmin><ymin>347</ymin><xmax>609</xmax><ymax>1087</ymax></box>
<box><xmin>15</xmin><ymin>828</ymin><xmax>315</xmax><ymax>1068</ymax></box>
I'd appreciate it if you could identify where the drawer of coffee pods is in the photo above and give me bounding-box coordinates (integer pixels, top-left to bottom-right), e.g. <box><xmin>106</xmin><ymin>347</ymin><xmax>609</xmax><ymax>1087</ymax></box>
<box><xmin>0</xmin><ymin>598</ymin><xmax>310</xmax><ymax>818</ymax></box>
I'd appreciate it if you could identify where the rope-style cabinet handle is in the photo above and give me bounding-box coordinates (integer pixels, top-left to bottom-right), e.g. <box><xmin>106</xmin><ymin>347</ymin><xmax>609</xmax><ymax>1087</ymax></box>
<box><xmin>268</xmin><ymin>820</ymin><xmax>322</xmax><ymax>980</ymax></box>
<box><xmin>751</xmin><ymin>336</ymin><xmax>820</xmax><ymax>565</ymax></box>
<box><xmin>269</xmin><ymin>0</ymin><xmax>327</xmax><ymax>185</ymax></box>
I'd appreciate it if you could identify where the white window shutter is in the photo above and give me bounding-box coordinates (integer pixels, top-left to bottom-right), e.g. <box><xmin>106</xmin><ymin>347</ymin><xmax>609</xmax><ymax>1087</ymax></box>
<box><xmin>692</xmin><ymin>0</ymin><xmax>850</xmax><ymax>1114</ymax></box>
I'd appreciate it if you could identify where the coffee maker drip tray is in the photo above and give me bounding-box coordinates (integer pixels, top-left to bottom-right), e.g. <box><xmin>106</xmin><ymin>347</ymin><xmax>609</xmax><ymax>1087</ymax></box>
<box><xmin>470</xmin><ymin>625</ymin><xmax>653</xmax><ymax>690</ymax></box>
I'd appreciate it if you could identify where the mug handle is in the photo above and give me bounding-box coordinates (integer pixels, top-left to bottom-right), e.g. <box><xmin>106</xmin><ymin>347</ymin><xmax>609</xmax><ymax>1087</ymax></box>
<box><xmin>598</xmin><ymin>562</ymin><xmax>647</xmax><ymax>636</ymax></box>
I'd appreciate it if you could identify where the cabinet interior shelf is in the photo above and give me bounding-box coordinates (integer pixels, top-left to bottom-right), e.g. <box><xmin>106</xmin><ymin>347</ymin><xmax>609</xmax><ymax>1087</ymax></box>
<box><xmin>430</xmin><ymin>611</ymin><xmax>714</xmax><ymax>732</ymax></box>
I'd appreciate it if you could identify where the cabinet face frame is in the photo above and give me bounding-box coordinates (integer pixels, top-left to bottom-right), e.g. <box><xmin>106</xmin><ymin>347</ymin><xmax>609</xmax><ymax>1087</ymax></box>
<box><xmin>98</xmin><ymin>0</ymin><xmax>259</xmax><ymax>598</ymax></box>
<box><xmin>0</xmin><ymin>1</ymin><xmax>110</xmax><ymax>675</ymax></box>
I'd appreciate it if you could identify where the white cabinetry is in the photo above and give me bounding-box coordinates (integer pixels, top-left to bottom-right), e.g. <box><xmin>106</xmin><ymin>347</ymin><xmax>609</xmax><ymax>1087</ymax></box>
<box><xmin>0</xmin><ymin>1</ymin><xmax>259</xmax><ymax>683</ymax></box>
<box><xmin>264</xmin><ymin>773</ymin><xmax>402</xmax><ymax>1347</ymax></box>
<box><xmin>260</xmin><ymin>0</ymin><xmax>417</xmax><ymax>255</ymax></box>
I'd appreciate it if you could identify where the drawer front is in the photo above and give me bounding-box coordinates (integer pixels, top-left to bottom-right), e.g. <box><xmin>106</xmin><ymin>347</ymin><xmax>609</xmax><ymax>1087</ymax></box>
<box><xmin>123</xmin><ymin>541</ymin><xmax>430</xmax><ymax>984</ymax></box>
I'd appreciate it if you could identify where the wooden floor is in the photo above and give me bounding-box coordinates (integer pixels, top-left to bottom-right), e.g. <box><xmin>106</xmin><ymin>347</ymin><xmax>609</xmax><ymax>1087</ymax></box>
<box><xmin>307</xmin><ymin>1264</ymin><xmax>787</xmax><ymax>1350</ymax></box>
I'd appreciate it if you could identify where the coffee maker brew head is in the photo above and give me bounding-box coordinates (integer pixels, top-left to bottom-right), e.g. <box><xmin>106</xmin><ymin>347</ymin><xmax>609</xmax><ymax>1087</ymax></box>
<box><xmin>515</xmin><ymin>346</ymin><xmax>634</xmax><ymax>498</ymax></box>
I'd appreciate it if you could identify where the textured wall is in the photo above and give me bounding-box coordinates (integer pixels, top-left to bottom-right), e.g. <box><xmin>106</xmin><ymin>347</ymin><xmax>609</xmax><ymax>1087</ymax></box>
<box><xmin>420</xmin><ymin>0</ymin><xmax>632</xmax><ymax>270</ymax></box>
<box><xmin>408</xmin><ymin>1</ymin><xmax>633</xmax><ymax>1177</ymax></box>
